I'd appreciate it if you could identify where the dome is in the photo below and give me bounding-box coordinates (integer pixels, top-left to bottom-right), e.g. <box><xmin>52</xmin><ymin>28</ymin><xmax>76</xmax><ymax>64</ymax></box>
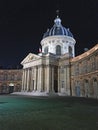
<box><xmin>43</xmin><ymin>16</ymin><xmax>73</xmax><ymax>39</ymax></box>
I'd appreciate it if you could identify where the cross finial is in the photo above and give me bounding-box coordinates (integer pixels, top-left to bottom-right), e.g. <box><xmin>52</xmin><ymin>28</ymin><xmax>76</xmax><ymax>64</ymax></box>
<box><xmin>56</xmin><ymin>10</ymin><xmax>59</xmax><ymax>17</ymax></box>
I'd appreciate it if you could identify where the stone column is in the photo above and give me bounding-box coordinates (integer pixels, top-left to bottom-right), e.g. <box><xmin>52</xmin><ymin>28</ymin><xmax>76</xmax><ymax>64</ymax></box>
<box><xmin>64</xmin><ymin>67</ymin><xmax>67</xmax><ymax>91</ymax></box>
<box><xmin>44</xmin><ymin>66</ymin><xmax>47</xmax><ymax>92</ymax></box>
<box><xmin>59</xmin><ymin>66</ymin><xmax>65</xmax><ymax>94</ymax></box>
<box><xmin>34</xmin><ymin>67</ymin><xmax>37</xmax><ymax>91</ymax></box>
<box><xmin>58</xmin><ymin>66</ymin><xmax>60</xmax><ymax>92</ymax></box>
<box><xmin>30</xmin><ymin>68</ymin><xmax>34</xmax><ymax>91</ymax></box>
<box><xmin>66</xmin><ymin>66</ymin><xmax>70</xmax><ymax>95</ymax></box>
<box><xmin>51</xmin><ymin>67</ymin><xmax>54</xmax><ymax>92</ymax></box>
<box><xmin>40</xmin><ymin>66</ymin><xmax>43</xmax><ymax>92</ymax></box>
<box><xmin>46</xmin><ymin>65</ymin><xmax>51</xmax><ymax>93</ymax></box>
<box><xmin>29</xmin><ymin>68</ymin><xmax>32</xmax><ymax>91</ymax></box>
<box><xmin>36</xmin><ymin>66</ymin><xmax>43</xmax><ymax>92</ymax></box>
<box><xmin>37</xmin><ymin>67</ymin><xmax>40</xmax><ymax>91</ymax></box>
<box><xmin>27</xmin><ymin>69</ymin><xmax>30</xmax><ymax>91</ymax></box>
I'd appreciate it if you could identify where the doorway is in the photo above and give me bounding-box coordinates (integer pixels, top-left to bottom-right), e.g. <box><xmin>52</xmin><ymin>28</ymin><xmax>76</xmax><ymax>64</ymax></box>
<box><xmin>9</xmin><ymin>83</ymin><xmax>14</xmax><ymax>93</ymax></box>
<box><xmin>75</xmin><ymin>86</ymin><xmax>80</xmax><ymax>97</ymax></box>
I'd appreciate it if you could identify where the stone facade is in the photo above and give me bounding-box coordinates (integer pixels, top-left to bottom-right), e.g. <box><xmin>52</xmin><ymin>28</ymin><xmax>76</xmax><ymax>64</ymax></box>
<box><xmin>21</xmin><ymin>44</ymin><xmax>98</xmax><ymax>98</ymax></box>
<box><xmin>0</xmin><ymin>15</ymin><xmax>98</xmax><ymax>99</ymax></box>
<box><xmin>20</xmin><ymin>15</ymin><xmax>98</xmax><ymax>98</ymax></box>
<box><xmin>71</xmin><ymin>44</ymin><xmax>98</xmax><ymax>98</ymax></box>
<box><xmin>21</xmin><ymin>16</ymin><xmax>76</xmax><ymax>96</ymax></box>
<box><xmin>0</xmin><ymin>69</ymin><xmax>22</xmax><ymax>94</ymax></box>
<box><xmin>21</xmin><ymin>53</ymin><xmax>59</xmax><ymax>93</ymax></box>
<box><xmin>0</xmin><ymin>44</ymin><xmax>98</xmax><ymax>98</ymax></box>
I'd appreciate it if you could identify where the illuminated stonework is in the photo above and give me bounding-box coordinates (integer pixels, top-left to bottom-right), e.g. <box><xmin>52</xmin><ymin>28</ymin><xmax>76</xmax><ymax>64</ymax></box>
<box><xmin>71</xmin><ymin>44</ymin><xmax>98</xmax><ymax>98</ymax></box>
<box><xmin>41</xmin><ymin>36</ymin><xmax>75</xmax><ymax>57</ymax></box>
<box><xmin>20</xmin><ymin>15</ymin><xmax>98</xmax><ymax>98</ymax></box>
<box><xmin>21</xmin><ymin>16</ymin><xmax>76</xmax><ymax>96</ymax></box>
<box><xmin>0</xmin><ymin>15</ymin><xmax>98</xmax><ymax>99</ymax></box>
<box><xmin>0</xmin><ymin>70</ymin><xmax>22</xmax><ymax>93</ymax></box>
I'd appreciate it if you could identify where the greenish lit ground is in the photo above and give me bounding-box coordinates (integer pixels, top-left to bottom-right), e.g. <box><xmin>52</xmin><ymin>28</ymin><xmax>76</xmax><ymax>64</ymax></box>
<box><xmin>0</xmin><ymin>95</ymin><xmax>98</xmax><ymax>130</ymax></box>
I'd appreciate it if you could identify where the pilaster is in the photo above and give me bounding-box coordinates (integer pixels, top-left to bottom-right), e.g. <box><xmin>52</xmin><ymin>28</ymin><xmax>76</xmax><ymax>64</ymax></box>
<box><xmin>21</xmin><ymin>69</ymin><xmax>25</xmax><ymax>91</ymax></box>
<box><xmin>24</xmin><ymin>69</ymin><xmax>27</xmax><ymax>91</ymax></box>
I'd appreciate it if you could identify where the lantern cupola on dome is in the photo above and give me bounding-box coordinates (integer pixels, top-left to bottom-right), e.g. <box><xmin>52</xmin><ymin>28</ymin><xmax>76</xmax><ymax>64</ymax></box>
<box><xmin>43</xmin><ymin>13</ymin><xmax>73</xmax><ymax>38</ymax></box>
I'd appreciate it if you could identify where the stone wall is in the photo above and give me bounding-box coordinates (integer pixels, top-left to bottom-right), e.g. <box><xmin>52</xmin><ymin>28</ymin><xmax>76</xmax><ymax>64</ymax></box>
<box><xmin>0</xmin><ymin>69</ymin><xmax>22</xmax><ymax>94</ymax></box>
<box><xmin>71</xmin><ymin>44</ymin><xmax>98</xmax><ymax>98</ymax></box>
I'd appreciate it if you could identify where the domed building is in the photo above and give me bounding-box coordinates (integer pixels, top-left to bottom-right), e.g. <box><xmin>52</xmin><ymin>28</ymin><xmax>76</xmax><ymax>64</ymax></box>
<box><xmin>21</xmin><ymin>14</ymin><xmax>98</xmax><ymax>98</ymax></box>
<box><xmin>21</xmin><ymin>14</ymin><xmax>76</xmax><ymax>96</ymax></box>
<box><xmin>0</xmin><ymin>13</ymin><xmax>98</xmax><ymax>98</ymax></box>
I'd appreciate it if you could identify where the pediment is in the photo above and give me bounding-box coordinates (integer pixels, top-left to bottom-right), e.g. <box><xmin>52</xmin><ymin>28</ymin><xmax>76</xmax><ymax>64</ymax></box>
<box><xmin>21</xmin><ymin>53</ymin><xmax>40</xmax><ymax>64</ymax></box>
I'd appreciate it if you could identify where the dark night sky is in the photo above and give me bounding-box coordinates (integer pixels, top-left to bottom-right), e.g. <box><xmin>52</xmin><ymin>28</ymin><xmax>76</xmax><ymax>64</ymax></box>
<box><xmin>0</xmin><ymin>0</ymin><xmax>98</xmax><ymax>68</ymax></box>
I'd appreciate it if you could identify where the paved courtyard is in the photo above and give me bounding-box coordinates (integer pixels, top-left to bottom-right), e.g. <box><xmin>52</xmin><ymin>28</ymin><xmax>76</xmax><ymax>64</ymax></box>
<box><xmin>0</xmin><ymin>95</ymin><xmax>98</xmax><ymax>130</ymax></box>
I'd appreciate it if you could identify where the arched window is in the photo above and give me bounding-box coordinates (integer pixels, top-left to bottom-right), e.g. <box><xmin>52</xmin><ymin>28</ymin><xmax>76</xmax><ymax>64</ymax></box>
<box><xmin>56</xmin><ymin>45</ymin><xmax>61</xmax><ymax>55</ymax></box>
<box><xmin>44</xmin><ymin>46</ymin><xmax>48</xmax><ymax>54</ymax></box>
<box><xmin>69</xmin><ymin>46</ymin><xmax>73</xmax><ymax>57</ymax></box>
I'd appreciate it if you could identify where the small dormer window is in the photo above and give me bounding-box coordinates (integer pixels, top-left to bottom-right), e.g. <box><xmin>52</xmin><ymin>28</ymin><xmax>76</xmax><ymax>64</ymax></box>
<box><xmin>69</xmin><ymin>46</ymin><xmax>73</xmax><ymax>57</ymax></box>
<box><xmin>56</xmin><ymin>45</ymin><xmax>61</xmax><ymax>55</ymax></box>
<box><xmin>44</xmin><ymin>46</ymin><xmax>48</xmax><ymax>54</ymax></box>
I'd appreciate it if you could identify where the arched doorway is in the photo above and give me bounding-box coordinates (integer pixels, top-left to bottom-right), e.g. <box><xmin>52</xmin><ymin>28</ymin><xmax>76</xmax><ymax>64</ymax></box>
<box><xmin>9</xmin><ymin>83</ymin><xmax>14</xmax><ymax>93</ymax></box>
